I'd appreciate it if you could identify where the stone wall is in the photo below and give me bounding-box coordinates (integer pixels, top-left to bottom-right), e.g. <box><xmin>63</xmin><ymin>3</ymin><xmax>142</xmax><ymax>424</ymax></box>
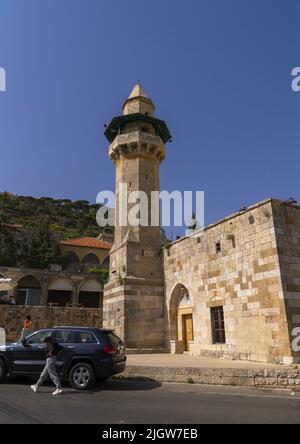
<box><xmin>119</xmin><ymin>365</ymin><xmax>300</xmax><ymax>389</ymax></box>
<box><xmin>273</xmin><ymin>201</ymin><xmax>300</xmax><ymax>363</ymax></box>
<box><xmin>0</xmin><ymin>305</ymin><xmax>103</xmax><ymax>342</ymax></box>
<box><xmin>163</xmin><ymin>199</ymin><xmax>293</xmax><ymax>364</ymax></box>
<box><xmin>104</xmin><ymin>276</ymin><xmax>166</xmax><ymax>349</ymax></box>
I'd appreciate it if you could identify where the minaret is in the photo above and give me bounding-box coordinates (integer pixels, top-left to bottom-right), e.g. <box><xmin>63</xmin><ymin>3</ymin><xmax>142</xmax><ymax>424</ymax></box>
<box><xmin>103</xmin><ymin>84</ymin><xmax>171</xmax><ymax>349</ymax></box>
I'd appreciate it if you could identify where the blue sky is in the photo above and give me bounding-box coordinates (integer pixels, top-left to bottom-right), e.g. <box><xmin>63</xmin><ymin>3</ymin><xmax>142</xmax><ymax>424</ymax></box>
<box><xmin>0</xmin><ymin>0</ymin><xmax>299</xmax><ymax>237</ymax></box>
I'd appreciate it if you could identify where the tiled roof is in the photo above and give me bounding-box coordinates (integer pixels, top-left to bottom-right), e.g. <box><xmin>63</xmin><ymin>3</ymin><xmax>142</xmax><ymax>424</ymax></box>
<box><xmin>60</xmin><ymin>237</ymin><xmax>112</xmax><ymax>250</ymax></box>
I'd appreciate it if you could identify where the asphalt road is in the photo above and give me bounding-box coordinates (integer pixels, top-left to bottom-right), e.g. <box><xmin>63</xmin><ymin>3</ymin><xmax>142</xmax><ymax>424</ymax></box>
<box><xmin>0</xmin><ymin>378</ymin><xmax>300</xmax><ymax>424</ymax></box>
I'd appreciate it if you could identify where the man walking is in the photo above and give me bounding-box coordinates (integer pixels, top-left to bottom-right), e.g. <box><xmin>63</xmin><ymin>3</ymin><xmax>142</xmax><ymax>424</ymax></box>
<box><xmin>31</xmin><ymin>336</ymin><xmax>63</xmax><ymax>395</ymax></box>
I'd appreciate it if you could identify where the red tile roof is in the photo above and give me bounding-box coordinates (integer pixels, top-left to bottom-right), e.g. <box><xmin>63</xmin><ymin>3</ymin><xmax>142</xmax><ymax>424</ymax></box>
<box><xmin>60</xmin><ymin>237</ymin><xmax>112</xmax><ymax>250</ymax></box>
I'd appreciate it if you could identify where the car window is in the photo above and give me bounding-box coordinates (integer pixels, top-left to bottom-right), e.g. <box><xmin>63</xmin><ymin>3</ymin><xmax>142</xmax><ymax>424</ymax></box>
<box><xmin>74</xmin><ymin>332</ymin><xmax>97</xmax><ymax>344</ymax></box>
<box><xmin>26</xmin><ymin>331</ymin><xmax>52</xmax><ymax>344</ymax></box>
<box><xmin>108</xmin><ymin>332</ymin><xmax>122</xmax><ymax>347</ymax></box>
<box><xmin>52</xmin><ymin>330</ymin><xmax>76</xmax><ymax>344</ymax></box>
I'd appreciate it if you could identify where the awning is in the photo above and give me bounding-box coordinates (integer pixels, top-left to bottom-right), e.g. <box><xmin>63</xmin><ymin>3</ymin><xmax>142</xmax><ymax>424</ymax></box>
<box><xmin>0</xmin><ymin>282</ymin><xmax>15</xmax><ymax>292</ymax></box>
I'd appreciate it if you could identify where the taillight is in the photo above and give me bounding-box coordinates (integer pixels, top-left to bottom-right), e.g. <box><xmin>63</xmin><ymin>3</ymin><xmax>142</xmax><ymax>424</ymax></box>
<box><xmin>103</xmin><ymin>345</ymin><xmax>117</xmax><ymax>354</ymax></box>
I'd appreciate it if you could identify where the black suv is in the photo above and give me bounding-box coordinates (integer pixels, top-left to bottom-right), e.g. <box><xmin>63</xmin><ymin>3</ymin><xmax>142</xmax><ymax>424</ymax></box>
<box><xmin>0</xmin><ymin>326</ymin><xmax>126</xmax><ymax>390</ymax></box>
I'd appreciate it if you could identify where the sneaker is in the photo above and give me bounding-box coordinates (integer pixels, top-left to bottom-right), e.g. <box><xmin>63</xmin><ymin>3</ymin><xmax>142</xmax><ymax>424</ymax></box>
<box><xmin>52</xmin><ymin>388</ymin><xmax>63</xmax><ymax>396</ymax></box>
<box><xmin>31</xmin><ymin>385</ymin><xmax>39</xmax><ymax>393</ymax></box>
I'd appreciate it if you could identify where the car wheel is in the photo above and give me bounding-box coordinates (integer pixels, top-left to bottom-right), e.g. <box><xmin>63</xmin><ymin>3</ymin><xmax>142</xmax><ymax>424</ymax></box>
<box><xmin>0</xmin><ymin>359</ymin><xmax>7</xmax><ymax>383</ymax></box>
<box><xmin>69</xmin><ymin>363</ymin><xmax>96</xmax><ymax>390</ymax></box>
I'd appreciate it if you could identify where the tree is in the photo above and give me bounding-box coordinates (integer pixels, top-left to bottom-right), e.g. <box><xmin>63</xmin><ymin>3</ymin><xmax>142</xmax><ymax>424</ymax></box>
<box><xmin>0</xmin><ymin>192</ymin><xmax>114</xmax><ymax>243</ymax></box>
<box><xmin>0</xmin><ymin>212</ymin><xmax>18</xmax><ymax>266</ymax></box>
<box><xmin>25</xmin><ymin>217</ymin><xmax>64</xmax><ymax>269</ymax></box>
<box><xmin>187</xmin><ymin>212</ymin><xmax>197</xmax><ymax>230</ymax></box>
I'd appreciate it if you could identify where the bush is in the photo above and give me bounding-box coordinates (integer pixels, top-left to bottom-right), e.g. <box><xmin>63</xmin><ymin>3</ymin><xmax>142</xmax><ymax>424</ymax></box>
<box><xmin>88</xmin><ymin>267</ymin><xmax>109</xmax><ymax>285</ymax></box>
<box><xmin>187</xmin><ymin>377</ymin><xmax>195</xmax><ymax>384</ymax></box>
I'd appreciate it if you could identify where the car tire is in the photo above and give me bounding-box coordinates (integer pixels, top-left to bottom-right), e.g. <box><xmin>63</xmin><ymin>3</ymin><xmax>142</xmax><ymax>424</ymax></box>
<box><xmin>69</xmin><ymin>362</ymin><xmax>96</xmax><ymax>390</ymax></box>
<box><xmin>0</xmin><ymin>359</ymin><xmax>7</xmax><ymax>383</ymax></box>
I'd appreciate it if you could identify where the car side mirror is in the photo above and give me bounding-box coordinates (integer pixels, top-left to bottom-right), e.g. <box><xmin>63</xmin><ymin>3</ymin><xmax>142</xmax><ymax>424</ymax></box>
<box><xmin>21</xmin><ymin>337</ymin><xmax>28</xmax><ymax>346</ymax></box>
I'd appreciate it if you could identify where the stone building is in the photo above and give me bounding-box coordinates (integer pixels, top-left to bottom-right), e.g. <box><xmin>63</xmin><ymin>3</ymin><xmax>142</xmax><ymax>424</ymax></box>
<box><xmin>0</xmin><ymin>227</ymin><xmax>111</xmax><ymax>341</ymax></box>
<box><xmin>0</xmin><ymin>266</ymin><xmax>103</xmax><ymax>308</ymax></box>
<box><xmin>2</xmin><ymin>84</ymin><xmax>300</xmax><ymax>364</ymax></box>
<box><xmin>102</xmin><ymin>84</ymin><xmax>300</xmax><ymax>364</ymax></box>
<box><xmin>164</xmin><ymin>198</ymin><xmax>300</xmax><ymax>365</ymax></box>
<box><xmin>60</xmin><ymin>236</ymin><xmax>111</xmax><ymax>271</ymax></box>
<box><xmin>0</xmin><ymin>234</ymin><xmax>111</xmax><ymax>308</ymax></box>
<box><xmin>0</xmin><ymin>267</ymin><xmax>103</xmax><ymax>342</ymax></box>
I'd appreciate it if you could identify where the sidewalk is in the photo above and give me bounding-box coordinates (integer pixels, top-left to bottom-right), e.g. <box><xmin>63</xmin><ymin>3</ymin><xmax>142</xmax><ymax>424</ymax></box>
<box><xmin>127</xmin><ymin>353</ymin><xmax>283</xmax><ymax>369</ymax></box>
<box><xmin>117</xmin><ymin>354</ymin><xmax>300</xmax><ymax>389</ymax></box>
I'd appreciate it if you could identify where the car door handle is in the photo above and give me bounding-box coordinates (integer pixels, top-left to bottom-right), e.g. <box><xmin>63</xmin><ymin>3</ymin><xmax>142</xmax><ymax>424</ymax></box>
<box><xmin>37</xmin><ymin>346</ymin><xmax>44</xmax><ymax>349</ymax></box>
<box><xmin>67</xmin><ymin>346</ymin><xmax>75</xmax><ymax>350</ymax></box>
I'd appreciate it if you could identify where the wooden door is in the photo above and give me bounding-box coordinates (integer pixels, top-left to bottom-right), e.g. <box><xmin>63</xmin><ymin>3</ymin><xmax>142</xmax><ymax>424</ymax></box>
<box><xmin>183</xmin><ymin>313</ymin><xmax>194</xmax><ymax>351</ymax></box>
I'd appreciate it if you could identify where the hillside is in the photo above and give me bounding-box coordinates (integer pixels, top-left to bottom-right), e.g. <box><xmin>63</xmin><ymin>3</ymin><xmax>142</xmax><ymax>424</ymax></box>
<box><xmin>0</xmin><ymin>192</ymin><xmax>112</xmax><ymax>239</ymax></box>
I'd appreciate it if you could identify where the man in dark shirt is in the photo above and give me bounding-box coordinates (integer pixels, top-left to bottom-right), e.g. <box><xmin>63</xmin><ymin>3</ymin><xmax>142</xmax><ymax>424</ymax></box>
<box><xmin>31</xmin><ymin>336</ymin><xmax>63</xmax><ymax>395</ymax></box>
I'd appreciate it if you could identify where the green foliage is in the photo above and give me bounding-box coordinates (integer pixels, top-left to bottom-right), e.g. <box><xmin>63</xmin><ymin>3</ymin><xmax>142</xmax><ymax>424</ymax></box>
<box><xmin>25</xmin><ymin>216</ymin><xmax>64</xmax><ymax>269</ymax></box>
<box><xmin>0</xmin><ymin>192</ymin><xmax>113</xmax><ymax>239</ymax></box>
<box><xmin>87</xmin><ymin>267</ymin><xmax>110</xmax><ymax>285</ymax></box>
<box><xmin>0</xmin><ymin>211</ymin><xmax>19</xmax><ymax>266</ymax></box>
<box><xmin>0</xmin><ymin>192</ymin><xmax>114</xmax><ymax>270</ymax></box>
<box><xmin>160</xmin><ymin>228</ymin><xmax>172</xmax><ymax>253</ymax></box>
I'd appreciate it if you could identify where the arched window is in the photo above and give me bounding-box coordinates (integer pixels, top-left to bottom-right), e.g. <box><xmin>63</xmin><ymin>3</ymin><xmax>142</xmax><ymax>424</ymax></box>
<box><xmin>17</xmin><ymin>275</ymin><xmax>41</xmax><ymax>306</ymax></box>
<box><xmin>65</xmin><ymin>251</ymin><xmax>80</xmax><ymax>270</ymax></box>
<box><xmin>79</xmin><ymin>279</ymin><xmax>102</xmax><ymax>308</ymax></box>
<box><xmin>18</xmin><ymin>275</ymin><xmax>41</xmax><ymax>289</ymax></box>
<box><xmin>48</xmin><ymin>278</ymin><xmax>73</xmax><ymax>307</ymax></box>
<box><xmin>179</xmin><ymin>290</ymin><xmax>192</xmax><ymax>307</ymax></box>
<box><xmin>82</xmin><ymin>254</ymin><xmax>100</xmax><ymax>269</ymax></box>
<box><xmin>102</xmin><ymin>256</ymin><xmax>110</xmax><ymax>269</ymax></box>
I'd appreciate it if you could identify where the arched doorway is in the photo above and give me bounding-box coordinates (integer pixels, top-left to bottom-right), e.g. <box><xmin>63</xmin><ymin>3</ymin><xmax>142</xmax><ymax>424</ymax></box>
<box><xmin>79</xmin><ymin>279</ymin><xmax>102</xmax><ymax>308</ymax></box>
<box><xmin>81</xmin><ymin>253</ymin><xmax>100</xmax><ymax>271</ymax></box>
<box><xmin>102</xmin><ymin>256</ymin><xmax>110</xmax><ymax>269</ymax></box>
<box><xmin>17</xmin><ymin>275</ymin><xmax>42</xmax><ymax>306</ymax></box>
<box><xmin>65</xmin><ymin>251</ymin><xmax>80</xmax><ymax>271</ymax></box>
<box><xmin>169</xmin><ymin>284</ymin><xmax>194</xmax><ymax>353</ymax></box>
<box><xmin>48</xmin><ymin>278</ymin><xmax>73</xmax><ymax>307</ymax></box>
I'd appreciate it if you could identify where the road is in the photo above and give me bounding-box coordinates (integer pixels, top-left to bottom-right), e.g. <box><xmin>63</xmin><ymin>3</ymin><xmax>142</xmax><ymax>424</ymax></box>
<box><xmin>0</xmin><ymin>378</ymin><xmax>299</xmax><ymax>424</ymax></box>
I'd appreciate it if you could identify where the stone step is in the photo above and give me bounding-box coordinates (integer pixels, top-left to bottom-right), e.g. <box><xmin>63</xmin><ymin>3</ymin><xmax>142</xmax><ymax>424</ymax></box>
<box><xmin>114</xmin><ymin>365</ymin><xmax>300</xmax><ymax>389</ymax></box>
<box><xmin>125</xmin><ymin>348</ymin><xmax>170</xmax><ymax>355</ymax></box>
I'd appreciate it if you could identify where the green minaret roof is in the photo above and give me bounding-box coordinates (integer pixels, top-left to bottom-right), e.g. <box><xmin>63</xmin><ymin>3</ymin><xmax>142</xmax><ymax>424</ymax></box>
<box><xmin>104</xmin><ymin>113</ymin><xmax>171</xmax><ymax>144</ymax></box>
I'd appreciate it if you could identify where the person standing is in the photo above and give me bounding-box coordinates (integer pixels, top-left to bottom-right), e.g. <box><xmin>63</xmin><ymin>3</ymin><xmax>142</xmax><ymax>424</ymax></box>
<box><xmin>21</xmin><ymin>315</ymin><xmax>32</xmax><ymax>340</ymax></box>
<box><xmin>31</xmin><ymin>336</ymin><xmax>63</xmax><ymax>395</ymax></box>
<box><xmin>9</xmin><ymin>295</ymin><xmax>16</xmax><ymax>305</ymax></box>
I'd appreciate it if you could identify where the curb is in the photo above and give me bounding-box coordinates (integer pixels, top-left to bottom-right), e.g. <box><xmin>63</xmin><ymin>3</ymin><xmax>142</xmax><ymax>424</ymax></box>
<box><xmin>115</xmin><ymin>365</ymin><xmax>300</xmax><ymax>389</ymax></box>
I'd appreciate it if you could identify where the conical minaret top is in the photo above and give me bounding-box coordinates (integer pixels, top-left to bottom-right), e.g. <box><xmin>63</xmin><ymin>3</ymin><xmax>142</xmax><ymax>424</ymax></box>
<box><xmin>104</xmin><ymin>83</ymin><xmax>171</xmax><ymax>145</ymax></box>
<box><xmin>122</xmin><ymin>83</ymin><xmax>155</xmax><ymax>116</ymax></box>
<box><xmin>128</xmin><ymin>83</ymin><xmax>148</xmax><ymax>99</ymax></box>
